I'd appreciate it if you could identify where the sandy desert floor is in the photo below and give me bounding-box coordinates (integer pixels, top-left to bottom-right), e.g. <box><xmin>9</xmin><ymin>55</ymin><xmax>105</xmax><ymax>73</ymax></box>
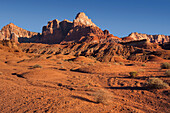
<box><xmin>0</xmin><ymin>44</ymin><xmax>170</xmax><ymax>113</ymax></box>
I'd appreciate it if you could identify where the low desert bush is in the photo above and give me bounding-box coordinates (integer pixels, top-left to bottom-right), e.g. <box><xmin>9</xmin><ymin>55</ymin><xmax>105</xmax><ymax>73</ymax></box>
<box><xmin>68</xmin><ymin>60</ymin><xmax>73</xmax><ymax>63</ymax></box>
<box><xmin>147</xmin><ymin>78</ymin><xmax>169</xmax><ymax>89</ymax></box>
<box><xmin>129</xmin><ymin>71</ymin><xmax>138</xmax><ymax>78</ymax></box>
<box><xmin>119</xmin><ymin>62</ymin><xmax>124</xmax><ymax>65</ymax></box>
<box><xmin>161</xmin><ymin>62</ymin><xmax>170</xmax><ymax>69</ymax></box>
<box><xmin>63</xmin><ymin>59</ymin><xmax>68</xmax><ymax>61</ymax></box>
<box><xmin>88</xmin><ymin>63</ymin><xmax>94</xmax><ymax>66</ymax></box>
<box><xmin>113</xmin><ymin>62</ymin><xmax>119</xmax><ymax>65</ymax></box>
<box><xmin>59</xmin><ymin>66</ymin><xmax>66</xmax><ymax>71</ymax></box>
<box><xmin>94</xmin><ymin>89</ymin><xmax>111</xmax><ymax>105</ymax></box>
<box><xmin>141</xmin><ymin>63</ymin><xmax>146</xmax><ymax>66</ymax></box>
<box><xmin>32</xmin><ymin>64</ymin><xmax>42</xmax><ymax>68</ymax></box>
<box><xmin>57</xmin><ymin>62</ymin><xmax>62</xmax><ymax>64</ymax></box>
<box><xmin>165</xmin><ymin>70</ymin><xmax>170</xmax><ymax>76</ymax></box>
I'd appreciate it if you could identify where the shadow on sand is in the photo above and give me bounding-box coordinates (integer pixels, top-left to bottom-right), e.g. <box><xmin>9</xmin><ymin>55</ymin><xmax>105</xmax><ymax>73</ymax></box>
<box><xmin>71</xmin><ymin>95</ymin><xmax>98</xmax><ymax>104</ymax></box>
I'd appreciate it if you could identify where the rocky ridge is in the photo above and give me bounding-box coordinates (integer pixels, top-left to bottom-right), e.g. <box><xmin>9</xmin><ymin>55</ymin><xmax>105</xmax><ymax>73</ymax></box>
<box><xmin>20</xmin><ymin>42</ymin><xmax>170</xmax><ymax>62</ymax></box>
<box><xmin>0</xmin><ymin>13</ymin><xmax>169</xmax><ymax>45</ymax></box>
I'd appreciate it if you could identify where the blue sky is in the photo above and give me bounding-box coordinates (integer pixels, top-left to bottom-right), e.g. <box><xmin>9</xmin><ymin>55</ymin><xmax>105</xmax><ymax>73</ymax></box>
<box><xmin>0</xmin><ymin>0</ymin><xmax>170</xmax><ymax>37</ymax></box>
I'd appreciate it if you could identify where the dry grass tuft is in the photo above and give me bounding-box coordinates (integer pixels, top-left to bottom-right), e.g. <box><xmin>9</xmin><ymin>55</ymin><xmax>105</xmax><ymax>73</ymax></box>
<box><xmin>141</xmin><ymin>63</ymin><xmax>146</xmax><ymax>66</ymax></box>
<box><xmin>129</xmin><ymin>71</ymin><xmax>138</xmax><ymax>78</ymax></box>
<box><xmin>147</xmin><ymin>78</ymin><xmax>169</xmax><ymax>89</ymax></box>
<box><xmin>165</xmin><ymin>70</ymin><xmax>170</xmax><ymax>76</ymax></box>
<box><xmin>94</xmin><ymin>89</ymin><xmax>112</xmax><ymax>105</ymax></box>
<box><xmin>32</xmin><ymin>64</ymin><xmax>42</xmax><ymax>68</ymax></box>
<box><xmin>119</xmin><ymin>62</ymin><xmax>124</xmax><ymax>65</ymax></box>
<box><xmin>161</xmin><ymin>62</ymin><xmax>170</xmax><ymax>69</ymax></box>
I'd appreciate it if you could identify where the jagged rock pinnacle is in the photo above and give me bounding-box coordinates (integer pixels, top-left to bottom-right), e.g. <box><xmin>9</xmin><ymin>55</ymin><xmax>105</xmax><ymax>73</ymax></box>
<box><xmin>73</xmin><ymin>12</ymin><xmax>96</xmax><ymax>27</ymax></box>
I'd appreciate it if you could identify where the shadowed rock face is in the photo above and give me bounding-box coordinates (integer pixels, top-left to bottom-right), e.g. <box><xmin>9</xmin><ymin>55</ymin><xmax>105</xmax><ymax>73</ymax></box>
<box><xmin>124</xmin><ymin>32</ymin><xmax>170</xmax><ymax>44</ymax></box>
<box><xmin>0</xmin><ymin>23</ymin><xmax>39</xmax><ymax>43</ymax></box>
<box><xmin>41</xmin><ymin>19</ymin><xmax>73</xmax><ymax>44</ymax></box>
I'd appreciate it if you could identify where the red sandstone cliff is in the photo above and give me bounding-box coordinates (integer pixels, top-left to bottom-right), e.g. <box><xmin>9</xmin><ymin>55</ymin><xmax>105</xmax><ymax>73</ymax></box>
<box><xmin>41</xmin><ymin>12</ymin><xmax>121</xmax><ymax>44</ymax></box>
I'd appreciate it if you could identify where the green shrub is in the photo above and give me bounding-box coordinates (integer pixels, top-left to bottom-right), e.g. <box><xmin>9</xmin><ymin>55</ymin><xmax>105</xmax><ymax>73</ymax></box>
<box><xmin>147</xmin><ymin>78</ymin><xmax>169</xmax><ymax>89</ymax></box>
<box><xmin>165</xmin><ymin>70</ymin><xmax>170</xmax><ymax>76</ymax></box>
<box><xmin>161</xmin><ymin>62</ymin><xmax>170</xmax><ymax>69</ymax></box>
<box><xmin>129</xmin><ymin>71</ymin><xmax>138</xmax><ymax>78</ymax></box>
<box><xmin>32</xmin><ymin>64</ymin><xmax>42</xmax><ymax>68</ymax></box>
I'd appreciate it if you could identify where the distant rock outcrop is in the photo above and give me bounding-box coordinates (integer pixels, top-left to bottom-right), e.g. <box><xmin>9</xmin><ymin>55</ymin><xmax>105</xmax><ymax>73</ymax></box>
<box><xmin>125</xmin><ymin>32</ymin><xmax>170</xmax><ymax>44</ymax></box>
<box><xmin>41</xmin><ymin>12</ymin><xmax>121</xmax><ymax>44</ymax></box>
<box><xmin>0</xmin><ymin>13</ymin><xmax>169</xmax><ymax>45</ymax></box>
<box><xmin>0</xmin><ymin>23</ymin><xmax>40</xmax><ymax>43</ymax></box>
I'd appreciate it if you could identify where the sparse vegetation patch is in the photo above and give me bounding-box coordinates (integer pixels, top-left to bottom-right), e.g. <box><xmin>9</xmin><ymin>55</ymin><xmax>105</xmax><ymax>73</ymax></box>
<box><xmin>32</xmin><ymin>64</ymin><xmax>42</xmax><ymax>68</ymax></box>
<box><xmin>129</xmin><ymin>71</ymin><xmax>138</xmax><ymax>78</ymax></box>
<box><xmin>147</xmin><ymin>78</ymin><xmax>169</xmax><ymax>89</ymax></box>
<box><xmin>161</xmin><ymin>62</ymin><xmax>170</xmax><ymax>69</ymax></box>
<box><xmin>94</xmin><ymin>89</ymin><xmax>112</xmax><ymax>105</ymax></box>
<box><xmin>165</xmin><ymin>70</ymin><xmax>170</xmax><ymax>76</ymax></box>
<box><xmin>119</xmin><ymin>62</ymin><xmax>124</xmax><ymax>65</ymax></box>
<box><xmin>141</xmin><ymin>63</ymin><xmax>146</xmax><ymax>66</ymax></box>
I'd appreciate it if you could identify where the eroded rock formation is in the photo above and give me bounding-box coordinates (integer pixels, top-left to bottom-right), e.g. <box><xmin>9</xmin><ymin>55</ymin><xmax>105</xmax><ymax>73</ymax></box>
<box><xmin>20</xmin><ymin>41</ymin><xmax>170</xmax><ymax>62</ymax></box>
<box><xmin>0</xmin><ymin>13</ymin><xmax>169</xmax><ymax>45</ymax></box>
<box><xmin>124</xmin><ymin>32</ymin><xmax>170</xmax><ymax>44</ymax></box>
<box><xmin>41</xmin><ymin>12</ymin><xmax>121</xmax><ymax>44</ymax></box>
<box><xmin>0</xmin><ymin>23</ymin><xmax>39</xmax><ymax>43</ymax></box>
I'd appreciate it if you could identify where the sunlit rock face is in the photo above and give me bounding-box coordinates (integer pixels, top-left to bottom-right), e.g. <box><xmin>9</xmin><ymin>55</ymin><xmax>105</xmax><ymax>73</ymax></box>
<box><xmin>73</xmin><ymin>12</ymin><xmax>96</xmax><ymax>27</ymax></box>
<box><xmin>0</xmin><ymin>23</ymin><xmax>39</xmax><ymax>43</ymax></box>
<box><xmin>127</xmin><ymin>32</ymin><xmax>170</xmax><ymax>44</ymax></box>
